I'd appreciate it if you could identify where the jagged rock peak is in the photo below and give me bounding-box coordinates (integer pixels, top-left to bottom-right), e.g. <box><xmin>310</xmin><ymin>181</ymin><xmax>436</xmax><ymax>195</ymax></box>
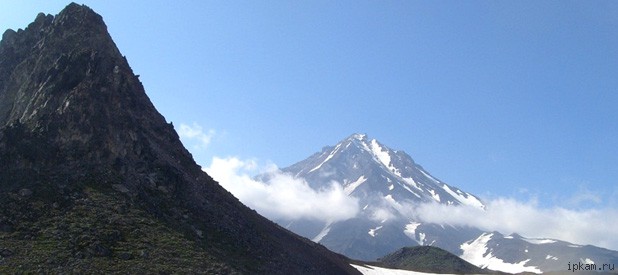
<box><xmin>0</xmin><ymin>2</ymin><xmax>179</xmax><ymax>176</ymax></box>
<box><xmin>1</xmin><ymin>3</ymin><xmax>104</xmax><ymax>47</ymax></box>
<box><xmin>0</xmin><ymin>5</ymin><xmax>360</xmax><ymax>273</ymax></box>
<box><xmin>0</xmin><ymin>2</ymin><xmax>138</xmax><ymax>130</ymax></box>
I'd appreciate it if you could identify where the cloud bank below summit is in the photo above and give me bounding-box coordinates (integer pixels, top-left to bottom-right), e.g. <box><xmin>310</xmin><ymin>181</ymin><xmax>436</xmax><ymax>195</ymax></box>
<box><xmin>204</xmin><ymin>156</ymin><xmax>618</xmax><ymax>251</ymax></box>
<box><xmin>203</xmin><ymin>157</ymin><xmax>359</xmax><ymax>223</ymax></box>
<box><xmin>386</xmin><ymin>196</ymin><xmax>618</xmax><ymax>251</ymax></box>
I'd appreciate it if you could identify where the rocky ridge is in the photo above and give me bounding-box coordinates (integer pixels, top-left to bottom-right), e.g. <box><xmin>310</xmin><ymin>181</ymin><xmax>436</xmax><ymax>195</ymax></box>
<box><xmin>0</xmin><ymin>3</ymin><xmax>358</xmax><ymax>274</ymax></box>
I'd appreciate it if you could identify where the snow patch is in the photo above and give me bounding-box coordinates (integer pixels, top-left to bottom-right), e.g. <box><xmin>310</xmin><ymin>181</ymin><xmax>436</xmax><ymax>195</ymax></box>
<box><xmin>344</xmin><ymin>175</ymin><xmax>367</xmax><ymax>195</ymax></box>
<box><xmin>368</xmin><ymin>226</ymin><xmax>383</xmax><ymax>237</ymax></box>
<box><xmin>351</xmin><ymin>264</ymin><xmax>457</xmax><ymax>275</ymax></box>
<box><xmin>404</xmin><ymin>222</ymin><xmax>421</xmax><ymax>240</ymax></box>
<box><xmin>428</xmin><ymin>189</ymin><xmax>440</xmax><ymax>202</ymax></box>
<box><xmin>418</xmin><ymin>233</ymin><xmax>426</xmax><ymax>245</ymax></box>
<box><xmin>460</xmin><ymin>233</ymin><xmax>541</xmax><ymax>274</ymax></box>
<box><xmin>419</xmin><ymin>169</ymin><xmax>440</xmax><ymax>184</ymax></box>
<box><xmin>523</xmin><ymin>238</ymin><xmax>556</xmax><ymax>245</ymax></box>
<box><xmin>403</xmin><ymin>177</ymin><xmax>423</xmax><ymax>191</ymax></box>
<box><xmin>353</xmin><ymin>133</ymin><xmax>367</xmax><ymax>140</ymax></box>
<box><xmin>370</xmin><ymin>139</ymin><xmax>392</xmax><ymax>169</ymax></box>
<box><xmin>312</xmin><ymin>223</ymin><xmax>331</xmax><ymax>243</ymax></box>
<box><xmin>546</xmin><ymin>255</ymin><xmax>559</xmax><ymax>260</ymax></box>
<box><xmin>366</xmin><ymin>138</ymin><xmax>410</xmax><ymax>182</ymax></box>
<box><xmin>442</xmin><ymin>184</ymin><xmax>484</xmax><ymax>209</ymax></box>
<box><xmin>309</xmin><ymin>143</ymin><xmax>342</xmax><ymax>173</ymax></box>
<box><xmin>400</xmin><ymin>182</ymin><xmax>421</xmax><ymax>198</ymax></box>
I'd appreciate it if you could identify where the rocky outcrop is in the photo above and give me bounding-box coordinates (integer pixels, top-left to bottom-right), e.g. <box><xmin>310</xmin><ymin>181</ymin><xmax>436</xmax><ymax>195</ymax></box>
<box><xmin>0</xmin><ymin>3</ymin><xmax>357</xmax><ymax>274</ymax></box>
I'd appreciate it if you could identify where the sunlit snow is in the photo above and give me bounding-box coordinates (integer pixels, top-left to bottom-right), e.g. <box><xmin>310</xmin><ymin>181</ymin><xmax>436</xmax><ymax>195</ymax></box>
<box><xmin>419</xmin><ymin>169</ymin><xmax>440</xmax><ymax>184</ymax></box>
<box><xmin>351</xmin><ymin>264</ymin><xmax>467</xmax><ymax>275</ymax></box>
<box><xmin>399</xmin><ymin>182</ymin><xmax>421</xmax><ymax>198</ymax></box>
<box><xmin>345</xmin><ymin>175</ymin><xmax>367</xmax><ymax>195</ymax></box>
<box><xmin>442</xmin><ymin>184</ymin><xmax>484</xmax><ymax>209</ymax></box>
<box><xmin>546</xmin><ymin>255</ymin><xmax>559</xmax><ymax>260</ymax></box>
<box><xmin>312</xmin><ymin>223</ymin><xmax>331</xmax><ymax>243</ymax></box>
<box><xmin>460</xmin><ymin>233</ymin><xmax>541</xmax><ymax>274</ymax></box>
<box><xmin>404</xmin><ymin>222</ymin><xmax>421</xmax><ymax>240</ymax></box>
<box><xmin>403</xmin><ymin>177</ymin><xmax>423</xmax><ymax>191</ymax></box>
<box><xmin>418</xmin><ymin>232</ymin><xmax>426</xmax><ymax>245</ymax></box>
<box><xmin>309</xmin><ymin>143</ymin><xmax>342</xmax><ymax>173</ymax></box>
<box><xmin>370</xmin><ymin>139</ymin><xmax>392</xmax><ymax>170</ymax></box>
<box><xmin>368</xmin><ymin>225</ymin><xmax>383</xmax><ymax>237</ymax></box>
<box><xmin>428</xmin><ymin>189</ymin><xmax>440</xmax><ymax>202</ymax></box>
<box><xmin>522</xmin><ymin>238</ymin><xmax>557</xmax><ymax>245</ymax></box>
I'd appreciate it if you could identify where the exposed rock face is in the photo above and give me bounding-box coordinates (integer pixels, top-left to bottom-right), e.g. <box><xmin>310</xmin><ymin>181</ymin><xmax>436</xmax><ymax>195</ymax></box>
<box><xmin>0</xmin><ymin>3</ymin><xmax>357</xmax><ymax>274</ymax></box>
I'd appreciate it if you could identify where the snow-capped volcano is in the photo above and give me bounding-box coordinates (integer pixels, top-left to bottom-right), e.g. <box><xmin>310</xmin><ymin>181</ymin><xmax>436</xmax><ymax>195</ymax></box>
<box><xmin>264</xmin><ymin>134</ymin><xmax>618</xmax><ymax>273</ymax></box>
<box><xmin>285</xmin><ymin>133</ymin><xmax>483</xmax><ymax>209</ymax></box>
<box><xmin>275</xmin><ymin>134</ymin><xmax>486</xmax><ymax>260</ymax></box>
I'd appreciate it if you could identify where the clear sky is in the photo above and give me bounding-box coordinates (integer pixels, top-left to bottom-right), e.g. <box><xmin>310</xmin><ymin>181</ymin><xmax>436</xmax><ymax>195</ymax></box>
<box><xmin>2</xmin><ymin>1</ymin><xmax>618</xmax><ymax>235</ymax></box>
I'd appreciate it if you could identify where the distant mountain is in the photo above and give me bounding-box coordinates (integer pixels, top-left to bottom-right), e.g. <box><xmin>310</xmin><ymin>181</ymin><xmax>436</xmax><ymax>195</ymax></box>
<box><xmin>272</xmin><ymin>133</ymin><xmax>485</xmax><ymax>260</ymax></box>
<box><xmin>377</xmin><ymin>246</ymin><xmax>493</xmax><ymax>274</ymax></box>
<box><xmin>285</xmin><ymin>134</ymin><xmax>484</xmax><ymax>208</ymax></box>
<box><xmin>459</xmin><ymin>231</ymin><xmax>618</xmax><ymax>274</ymax></box>
<box><xmin>266</xmin><ymin>133</ymin><xmax>618</xmax><ymax>273</ymax></box>
<box><xmin>0</xmin><ymin>3</ymin><xmax>358</xmax><ymax>274</ymax></box>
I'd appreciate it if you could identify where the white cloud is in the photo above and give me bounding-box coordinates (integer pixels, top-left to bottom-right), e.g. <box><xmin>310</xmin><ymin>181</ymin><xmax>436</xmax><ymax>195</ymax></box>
<box><xmin>369</xmin><ymin>207</ymin><xmax>396</xmax><ymax>222</ymax></box>
<box><xmin>203</xmin><ymin>156</ymin><xmax>359</xmax><ymax>223</ymax></box>
<box><xmin>177</xmin><ymin>122</ymin><xmax>215</xmax><ymax>150</ymax></box>
<box><xmin>567</xmin><ymin>185</ymin><xmax>603</xmax><ymax>208</ymax></box>
<box><xmin>203</xmin><ymin>155</ymin><xmax>618</xmax><ymax>250</ymax></box>
<box><xmin>409</xmin><ymin>197</ymin><xmax>618</xmax><ymax>251</ymax></box>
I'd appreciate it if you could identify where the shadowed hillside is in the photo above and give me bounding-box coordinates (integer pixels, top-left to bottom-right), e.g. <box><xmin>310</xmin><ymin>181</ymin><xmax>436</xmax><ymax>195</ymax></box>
<box><xmin>0</xmin><ymin>3</ymin><xmax>358</xmax><ymax>274</ymax></box>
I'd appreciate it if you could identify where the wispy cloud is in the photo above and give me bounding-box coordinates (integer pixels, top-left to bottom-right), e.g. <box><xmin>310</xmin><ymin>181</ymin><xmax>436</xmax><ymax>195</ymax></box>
<box><xmin>566</xmin><ymin>184</ymin><xmax>603</xmax><ymax>208</ymax></box>
<box><xmin>379</xmin><ymin>196</ymin><xmax>618</xmax><ymax>251</ymax></box>
<box><xmin>203</xmin><ymin>157</ymin><xmax>359</xmax><ymax>223</ymax></box>
<box><xmin>203</xmin><ymin>155</ymin><xmax>618</xmax><ymax>250</ymax></box>
<box><xmin>177</xmin><ymin>122</ymin><xmax>215</xmax><ymax>150</ymax></box>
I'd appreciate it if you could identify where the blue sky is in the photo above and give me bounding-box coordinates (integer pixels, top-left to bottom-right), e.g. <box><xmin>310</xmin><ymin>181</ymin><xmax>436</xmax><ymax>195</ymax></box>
<box><xmin>2</xmin><ymin>1</ymin><xmax>618</xmax><ymax>246</ymax></box>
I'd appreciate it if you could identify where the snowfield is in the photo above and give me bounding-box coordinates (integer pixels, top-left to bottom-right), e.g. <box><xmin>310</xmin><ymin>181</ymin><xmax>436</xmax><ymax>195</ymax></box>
<box><xmin>351</xmin><ymin>264</ymin><xmax>477</xmax><ymax>275</ymax></box>
<box><xmin>460</xmin><ymin>233</ymin><xmax>542</xmax><ymax>274</ymax></box>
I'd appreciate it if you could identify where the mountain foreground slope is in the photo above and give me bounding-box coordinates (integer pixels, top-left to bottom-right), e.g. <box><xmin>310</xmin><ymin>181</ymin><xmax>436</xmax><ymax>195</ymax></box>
<box><xmin>377</xmin><ymin>246</ymin><xmax>493</xmax><ymax>274</ymax></box>
<box><xmin>271</xmin><ymin>134</ymin><xmax>618</xmax><ymax>273</ymax></box>
<box><xmin>0</xmin><ymin>3</ymin><xmax>358</xmax><ymax>274</ymax></box>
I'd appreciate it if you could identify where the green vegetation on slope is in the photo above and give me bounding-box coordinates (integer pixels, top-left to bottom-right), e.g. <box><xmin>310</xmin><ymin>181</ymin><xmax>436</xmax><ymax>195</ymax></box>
<box><xmin>0</xmin><ymin>178</ymin><xmax>237</xmax><ymax>274</ymax></box>
<box><xmin>377</xmin><ymin>246</ymin><xmax>494</xmax><ymax>274</ymax></box>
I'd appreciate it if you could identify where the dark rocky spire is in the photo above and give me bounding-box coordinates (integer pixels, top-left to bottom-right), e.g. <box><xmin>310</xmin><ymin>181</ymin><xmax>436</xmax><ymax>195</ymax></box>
<box><xmin>0</xmin><ymin>3</ymin><xmax>359</xmax><ymax>274</ymax></box>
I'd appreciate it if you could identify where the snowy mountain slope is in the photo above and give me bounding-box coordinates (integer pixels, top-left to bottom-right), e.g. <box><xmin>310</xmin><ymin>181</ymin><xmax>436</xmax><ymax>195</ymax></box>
<box><xmin>261</xmin><ymin>133</ymin><xmax>618</xmax><ymax>273</ymax></box>
<box><xmin>351</xmin><ymin>264</ymin><xmax>472</xmax><ymax>275</ymax></box>
<box><xmin>268</xmin><ymin>134</ymin><xmax>487</xmax><ymax>260</ymax></box>
<box><xmin>284</xmin><ymin>133</ymin><xmax>484</xmax><ymax>208</ymax></box>
<box><xmin>460</xmin><ymin>232</ymin><xmax>618</xmax><ymax>274</ymax></box>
